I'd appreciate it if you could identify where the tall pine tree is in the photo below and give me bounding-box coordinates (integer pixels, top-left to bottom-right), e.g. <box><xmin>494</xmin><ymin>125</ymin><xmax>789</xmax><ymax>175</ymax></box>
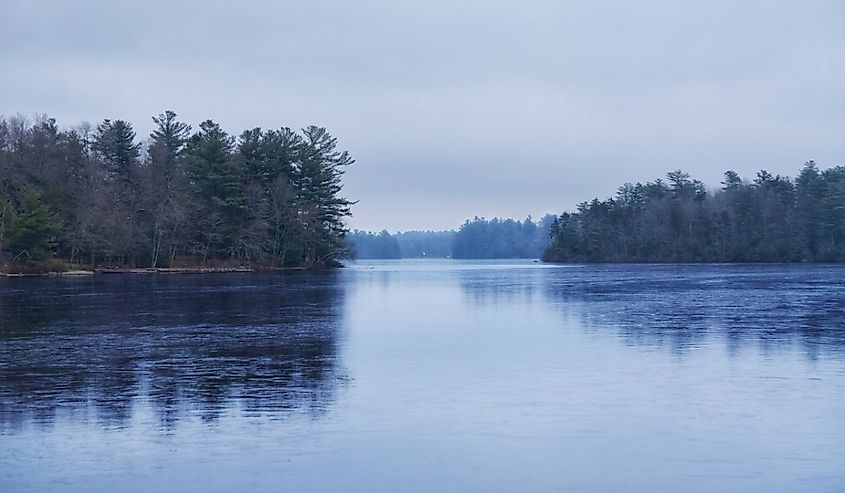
<box><xmin>295</xmin><ymin>126</ymin><xmax>354</xmax><ymax>264</ymax></box>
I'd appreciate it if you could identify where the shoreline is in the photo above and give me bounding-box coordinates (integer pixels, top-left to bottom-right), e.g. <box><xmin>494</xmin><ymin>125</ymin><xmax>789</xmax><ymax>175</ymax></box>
<box><xmin>0</xmin><ymin>266</ymin><xmax>329</xmax><ymax>278</ymax></box>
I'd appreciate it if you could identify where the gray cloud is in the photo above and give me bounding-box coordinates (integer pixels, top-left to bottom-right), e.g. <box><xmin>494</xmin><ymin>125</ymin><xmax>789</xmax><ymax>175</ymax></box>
<box><xmin>2</xmin><ymin>0</ymin><xmax>844</xmax><ymax>230</ymax></box>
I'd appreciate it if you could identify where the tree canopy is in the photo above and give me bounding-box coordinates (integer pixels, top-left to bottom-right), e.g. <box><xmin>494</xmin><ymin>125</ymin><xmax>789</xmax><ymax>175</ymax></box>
<box><xmin>348</xmin><ymin>230</ymin><xmax>401</xmax><ymax>259</ymax></box>
<box><xmin>544</xmin><ymin>163</ymin><xmax>845</xmax><ymax>262</ymax></box>
<box><xmin>452</xmin><ymin>215</ymin><xmax>555</xmax><ymax>259</ymax></box>
<box><xmin>0</xmin><ymin>112</ymin><xmax>354</xmax><ymax>269</ymax></box>
<box><xmin>348</xmin><ymin>216</ymin><xmax>555</xmax><ymax>260</ymax></box>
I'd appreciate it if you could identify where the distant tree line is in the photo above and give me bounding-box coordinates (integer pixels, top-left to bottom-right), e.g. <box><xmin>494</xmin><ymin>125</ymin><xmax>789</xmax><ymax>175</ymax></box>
<box><xmin>395</xmin><ymin>230</ymin><xmax>454</xmax><ymax>258</ymax></box>
<box><xmin>348</xmin><ymin>229</ymin><xmax>455</xmax><ymax>259</ymax></box>
<box><xmin>349</xmin><ymin>216</ymin><xmax>554</xmax><ymax>259</ymax></box>
<box><xmin>0</xmin><ymin>112</ymin><xmax>354</xmax><ymax>270</ymax></box>
<box><xmin>452</xmin><ymin>215</ymin><xmax>555</xmax><ymax>259</ymax></box>
<box><xmin>349</xmin><ymin>230</ymin><xmax>401</xmax><ymax>259</ymax></box>
<box><xmin>544</xmin><ymin>163</ymin><xmax>845</xmax><ymax>262</ymax></box>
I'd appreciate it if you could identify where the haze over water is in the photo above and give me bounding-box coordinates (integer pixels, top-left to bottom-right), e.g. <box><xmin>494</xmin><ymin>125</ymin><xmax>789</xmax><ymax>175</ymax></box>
<box><xmin>1</xmin><ymin>260</ymin><xmax>845</xmax><ymax>492</ymax></box>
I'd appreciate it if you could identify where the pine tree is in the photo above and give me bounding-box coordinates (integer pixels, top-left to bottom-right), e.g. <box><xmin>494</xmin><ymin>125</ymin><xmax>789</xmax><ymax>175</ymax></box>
<box><xmin>796</xmin><ymin>161</ymin><xmax>822</xmax><ymax>258</ymax></box>
<box><xmin>185</xmin><ymin>121</ymin><xmax>244</xmax><ymax>213</ymax></box>
<box><xmin>184</xmin><ymin>120</ymin><xmax>246</xmax><ymax>260</ymax></box>
<box><xmin>150</xmin><ymin>111</ymin><xmax>191</xmax><ymax>179</ymax></box>
<box><xmin>92</xmin><ymin>119</ymin><xmax>140</xmax><ymax>180</ymax></box>
<box><xmin>239</xmin><ymin>127</ymin><xmax>300</xmax><ymax>187</ymax></box>
<box><xmin>4</xmin><ymin>187</ymin><xmax>60</xmax><ymax>261</ymax></box>
<box><xmin>295</xmin><ymin>126</ymin><xmax>354</xmax><ymax>263</ymax></box>
<box><xmin>146</xmin><ymin>111</ymin><xmax>192</xmax><ymax>267</ymax></box>
<box><xmin>0</xmin><ymin>114</ymin><xmax>360</xmax><ymax>269</ymax></box>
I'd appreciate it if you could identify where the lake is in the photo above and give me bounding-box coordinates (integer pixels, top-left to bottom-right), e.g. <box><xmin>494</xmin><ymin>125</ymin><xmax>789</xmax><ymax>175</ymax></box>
<box><xmin>1</xmin><ymin>260</ymin><xmax>844</xmax><ymax>492</ymax></box>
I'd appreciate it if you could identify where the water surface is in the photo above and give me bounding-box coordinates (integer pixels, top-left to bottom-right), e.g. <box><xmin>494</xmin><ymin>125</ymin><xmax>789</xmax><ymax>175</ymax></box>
<box><xmin>1</xmin><ymin>261</ymin><xmax>844</xmax><ymax>492</ymax></box>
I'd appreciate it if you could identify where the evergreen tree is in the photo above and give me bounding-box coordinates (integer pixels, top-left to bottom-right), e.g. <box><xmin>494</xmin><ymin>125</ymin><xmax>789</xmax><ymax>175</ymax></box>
<box><xmin>239</xmin><ymin>127</ymin><xmax>300</xmax><ymax>186</ymax></box>
<box><xmin>150</xmin><ymin>111</ymin><xmax>191</xmax><ymax>179</ymax></box>
<box><xmin>818</xmin><ymin>166</ymin><xmax>845</xmax><ymax>259</ymax></box>
<box><xmin>146</xmin><ymin>111</ymin><xmax>191</xmax><ymax>267</ymax></box>
<box><xmin>348</xmin><ymin>230</ymin><xmax>401</xmax><ymax>259</ymax></box>
<box><xmin>796</xmin><ymin>161</ymin><xmax>823</xmax><ymax>258</ymax></box>
<box><xmin>92</xmin><ymin>119</ymin><xmax>140</xmax><ymax>180</ymax></box>
<box><xmin>4</xmin><ymin>187</ymin><xmax>60</xmax><ymax>261</ymax></box>
<box><xmin>185</xmin><ymin>120</ymin><xmax>244</xmax><ymax>215</ymax></box>
<box><xmin>544</xmin><ymin>166</ymin><xmax>845</xmax><ymax>263</ymax></box>
<box><xmin>721</xmin><ymin>170</ymin><xmax>743</xmax><ymax>191</ymax></box>
<box><xmin>295</xmin><ymin>126</ymin><xmax>355</xmax><ymax>263</ymax></box>
<box><xmin>184</xmin><ymin>120</ymin><xmax>247</xmax><ymax>260</ymax></box>
<box><xmin>452</xmin><ymin>216</ymin><xmax>553</xmax><ymax>258</ymax></box>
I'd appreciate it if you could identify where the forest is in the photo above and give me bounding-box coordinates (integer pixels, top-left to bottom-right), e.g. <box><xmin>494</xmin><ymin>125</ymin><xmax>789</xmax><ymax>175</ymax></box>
<box><xmin>452</xmin><ymin>215</ymin><xmax>555</xmax><ymax>259</ymax></box>
<box><xmin>395</xmin><ymin>230</ymin><xmax>455</xmax><ymax>258</ymax></box>
<box><xmin>349</xmin><ymin>230</ymin><xmax>402</xmax><ymax>259</ymax></box>
<box><xmin>349</xmin><ymin>216</ymin><xmax>555</xmax><ymax>259</ymax></box>
<box><xmin>544</xmin><ymin>163</ymin><xmax>845</xmax><ymax>262</ymax></box>
<box><xmin>348</xmin><ymin>229</ymin><xmax>455</xmax><ymax>259</ymax></box>
<box><xmin>0</xmin><ymin>112</ymin><xmax>354</xmax><ymax>272</ymax></box>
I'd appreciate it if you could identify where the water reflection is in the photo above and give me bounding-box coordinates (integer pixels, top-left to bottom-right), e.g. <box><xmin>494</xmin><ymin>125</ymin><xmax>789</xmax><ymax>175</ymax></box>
<box><xmin>459</xmin><ymin>267</ymin><xmax>544</xmax><ymax>306</ymax></box>
<box><xmin>458</xmin><ymin>264</ymin><xmax>845</xmax><ymax>358</ymax></box>
<box><xmin>0</xmin><ymin>273</ymin><xmax>346</xmax><ymax>432</ymax></box>
<box><xmin>3</xmin><ymin>262</ymin><xmax>845</xmax><ymax>492</ymax></box>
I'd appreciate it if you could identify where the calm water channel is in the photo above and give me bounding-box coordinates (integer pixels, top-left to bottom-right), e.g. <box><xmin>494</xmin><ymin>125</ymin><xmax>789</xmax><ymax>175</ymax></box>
<box><xmin>1</xmin><ymin>260</ymin><xmax>844</xmax><ymax>492</ymax></box>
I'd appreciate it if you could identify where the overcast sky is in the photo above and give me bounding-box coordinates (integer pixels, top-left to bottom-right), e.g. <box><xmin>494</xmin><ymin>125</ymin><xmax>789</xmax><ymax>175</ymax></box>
<box><xmin>2</xmin><ymin>0</ymin><xmax>843</xmax><ymax>231</ymax></box>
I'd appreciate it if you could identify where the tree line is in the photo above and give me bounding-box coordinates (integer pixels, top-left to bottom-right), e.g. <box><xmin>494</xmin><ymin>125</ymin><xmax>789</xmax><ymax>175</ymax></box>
<box><xmin>349</xmin><ymin>230</ymin><xmax>401</xmax><ymax>259</ymax></box>
<box><xmin>544</xmin><ymin>163</ymin><xmax>845</xmax><ymax>262</ymax></box>
<box><xmin>349</xmin><ymin>216</ymin><xmax>555</xmax><ymax>259</ymax></box>
<box><xmin>349</xmin><ymin>229</ymin><xmax>456</xmax><ymax>259</ymax></box>
<box><xmin>395</xmin><ymin>230</ymin><xmax>454</xmax><ymax>258</ymax></box>
<box><xmin>0</xmin><ymin>112</ymin><xmax>354</xmax><ymax>270</ymax></box>
<box><xmin>452</xmin><ymin>215</ymin><xmax>555</xmax><ymax>259</ymax></box>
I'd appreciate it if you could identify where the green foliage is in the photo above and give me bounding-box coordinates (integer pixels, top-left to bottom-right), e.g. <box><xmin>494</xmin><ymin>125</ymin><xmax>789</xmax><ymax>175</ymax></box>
<box><xmin>185</xmin><ymin>120</ymin><xmax>246</xmax><ymax>217</ymax></box>
<box><xmin>92</xmin><ymin>119</ymin><xmax>141</xmax><ymax>179</ymax></box>
<box><xmin>294</xmin><ymin>126</ymin><xmax>355</xmax><ymax>262</ymax></box>
<box><xmin>239</xmin><ymin>127</ymin><xmax>299</xmax><ymax>186</ymax></box>
<box><xmin>151</xmin><ymin>111</ymin><xmax>192</xmax><ymax>164</ymax></box>
<box><xmin>145</xmin><ymin>111</ymin><xmax>193</xmax><ymax>268</ymax></box>
<box><xmin>0</xmin><ymin>113</ymin><xmax>355</xmax><ymax>269</ymax></box>
<box><xmin>4</xmin><ymin>187</ymin><xmax>60</xmax><ymax>261</ymax></box>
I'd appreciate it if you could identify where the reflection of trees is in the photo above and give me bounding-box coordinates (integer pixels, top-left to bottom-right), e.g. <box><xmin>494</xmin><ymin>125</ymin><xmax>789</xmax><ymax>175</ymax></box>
<box><xmin>457</xmin><ymin>264</ymin><xmax>845</xmax><ymax>357</ymax></box>
<box><xmin>0</xmin><ymin>272</ymin><xmax>345</xmax><ymax>432</ymax></box>
<box><xmin>0</xmin><ymin>279</ymin><xmax>72</xmax><ymax>337</ymax></box>
<box><xmin>541</xmin><ymin>265</ymin><xmax>845</xmax><ymax>357</ymax></box>
<box><xmin>458</xmin><ymin>267</ymin><xmax>544</xmax><ymax>306</ymax></box>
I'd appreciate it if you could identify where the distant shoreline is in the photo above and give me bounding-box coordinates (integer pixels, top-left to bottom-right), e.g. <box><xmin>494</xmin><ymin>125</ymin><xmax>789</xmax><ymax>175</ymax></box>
<box><xmin>6</xmin><ymin>259</ymin><xmax>845</xmax><ymax>277</ymax></box>
<box><xmin>0</xmin><ymin>265</ymin><xmax>336</xmax><ymax>278</ymax></box>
